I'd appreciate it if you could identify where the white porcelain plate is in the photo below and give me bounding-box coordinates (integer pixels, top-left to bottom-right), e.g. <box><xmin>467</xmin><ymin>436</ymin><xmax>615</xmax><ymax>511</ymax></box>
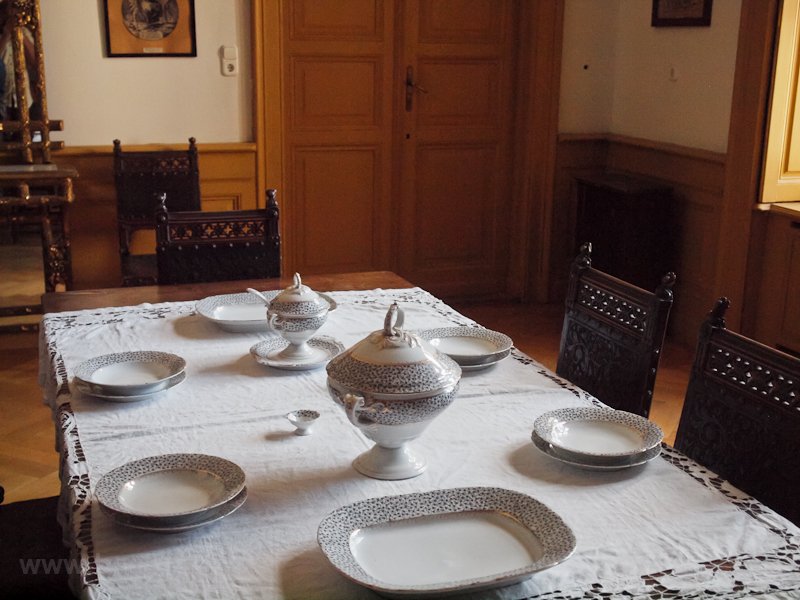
<box><xmin>250</xmin><ymin>336</ymin><xmax>344</xmax><ymax>371</ymax></box>
<box><xmin>533</xmin><ymin>407</ymin><xmax>663</xmax><ymax>460</ymax></box>
<box><xmin>317</xmin><ymin>487</ymin><xmax>575</xmax><ymax>597</ymax></box>
<box><xmin>102</xmin><ymin>487</ymin><xmax>248</xmax><ymax>533</ymax></box>
<box><xmin>74</xmin><ymin>351</ymin><xmax>186</xmax><ymax>397</ymax></box>
<box><xmin>75</xmin><ymin>371</ymin><xmax>186</xmax><ymax>402</ymax></box>
<box><xmin>95</xmin><ymin>453</ymin><xmax>246</xmax><ymax>519</ymax></box>
<box><xmin>416</xmin><ymin>327</ymin><xmax>513</xmax><ymax>368</ymax></box>
<box><xmin>196</xmin><ymin>291</ymin><xmax>280</xmax><ymax>332</ymax></box>
<box><xmin>532</xmin><ymin>430</ymin><xmax>661</xmax><ymax>470</ymax></box>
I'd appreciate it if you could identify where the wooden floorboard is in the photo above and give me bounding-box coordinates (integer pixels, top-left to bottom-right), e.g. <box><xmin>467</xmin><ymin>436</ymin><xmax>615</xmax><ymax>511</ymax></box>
<box><xmin>0</xmin><ymin>300</ymin><xmax>692</xmax><ymax>503</ymax></box>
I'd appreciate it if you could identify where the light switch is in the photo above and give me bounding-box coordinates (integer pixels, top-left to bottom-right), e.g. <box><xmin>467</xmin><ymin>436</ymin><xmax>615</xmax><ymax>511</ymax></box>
<box><xmin>221</xmin><ymin>45</ymin><xmax>238</xmax><ymax>77</ymax></box>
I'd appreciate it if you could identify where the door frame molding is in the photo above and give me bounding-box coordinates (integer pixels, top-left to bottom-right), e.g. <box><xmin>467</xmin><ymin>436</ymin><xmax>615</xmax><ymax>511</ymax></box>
<box><xmin>253</xmin><ymin>0</ymin><xmax>564</xmax><ymax>295</ymax></box>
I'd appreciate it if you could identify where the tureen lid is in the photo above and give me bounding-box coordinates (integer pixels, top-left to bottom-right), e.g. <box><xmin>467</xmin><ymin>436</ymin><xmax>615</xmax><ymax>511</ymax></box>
<box><xmin>326</xmin><ymin>303</ymin><xmax>461</xmax><ymax>396</ymax></box>
<box><xmin>269</xmin><ymin>273</ymin><xmax>331</xmax><ymax>315</ymax></box>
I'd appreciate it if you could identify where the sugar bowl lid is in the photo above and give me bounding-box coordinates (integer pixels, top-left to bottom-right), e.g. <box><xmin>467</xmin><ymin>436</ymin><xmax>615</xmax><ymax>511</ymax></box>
<box><xmin>326</xmin><ymin>303</ymin><xmax>461</xmax><ymax>397</ymax></box>
<box><xmin>269</xmin><ymin>273</ymin><xmax>335</xmax><ymax>316</ymax></box>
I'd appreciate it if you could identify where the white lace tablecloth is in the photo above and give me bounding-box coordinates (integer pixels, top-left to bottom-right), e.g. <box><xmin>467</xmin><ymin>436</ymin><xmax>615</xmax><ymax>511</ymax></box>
<box><xmin>39</xmin><ymin>287</ymin><xmax>800</xmax><ymax>600</ymax></box>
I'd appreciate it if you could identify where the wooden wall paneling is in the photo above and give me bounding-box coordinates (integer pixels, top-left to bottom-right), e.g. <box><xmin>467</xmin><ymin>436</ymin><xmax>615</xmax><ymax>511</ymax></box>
<box><xmin>550</xmin><ymin>136</ymin><xmax>608</xmax><ymax>301</ymax></box>
<box><xmin>781</xmin><ymin>228</ymin><xmax>800</xmax><ymax>354</ymax></box>
<box><xmin>550</xmin><ymin>136</ymin><xmax>725</xmax><ymax>345</ymax></box>
<box><xmin>748</xmin><ymin>209</ymin><xmax>800</xmax><ymax>352</ymax></box>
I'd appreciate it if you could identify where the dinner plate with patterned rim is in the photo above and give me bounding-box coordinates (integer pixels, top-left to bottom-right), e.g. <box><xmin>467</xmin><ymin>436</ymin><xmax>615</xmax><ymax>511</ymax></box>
<box><xmin>95</xmin><ymin>454</ymin><xmax>246</xmax><ymax>520</ymax></box>
<box><xmin>74</xmin><ymin>351</ymin><xmax>186</xmax><ymax>397</ymax></box>
<box><xmin>415</xmin><ymin>327</ymin><xmax>513</xmax><ymax>367</ymax></box>
<box><xmin>101</xmin><ymin>487</ymin><xmax>248</xmax><ymax>533</ymax></box>
<box><xmin>533</xmin><ymin>407</ymin><xmax>663</xmax><ymax>460</ymax></box>
<box><xmin>317</xmin><ymin>486</ymin><xmax>575</xmax><ymax>597</ymax></box>
<box><xmin>75</xmin><ymin>371</ymin><xmax>186</xmax><ymax>402</ymax></box>
<box><xmin>531</xmin><ymin>430</ymin><xmax>662</xmax><ymax>470</ymax></box>
<box><xmin>196</xmin><ymin>291</ymin><xmax>280</xmax><ymax>332</ymax></box>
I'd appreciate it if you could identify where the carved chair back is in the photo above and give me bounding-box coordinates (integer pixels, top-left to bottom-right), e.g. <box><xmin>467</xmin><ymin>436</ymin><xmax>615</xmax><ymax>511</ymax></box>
<box><xmin>556</xmin><ymin>242</ymin><xmax>676</xmax><ymax>417</ymax></box>
<box><xmin>674</xmin><ymin>298</ymin><xmax>800</xmax><ymax>525</ymax></box>
<box><xmin>114</xmin><ymin>138</ymin><xmax>201</xmax><ymax>286</ymax></box>
<box><xmin>155</xmin><ymin>189</ymin><xmax>280</xmax><ymax>285</ymax></box>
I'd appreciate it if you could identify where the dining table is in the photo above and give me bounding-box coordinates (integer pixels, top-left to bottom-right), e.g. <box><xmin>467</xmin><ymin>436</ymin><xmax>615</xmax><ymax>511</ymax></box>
<box><xmin>38</xmin><ymin>271</ymin><xmax>800</xmax><ymax>599</ymax></box>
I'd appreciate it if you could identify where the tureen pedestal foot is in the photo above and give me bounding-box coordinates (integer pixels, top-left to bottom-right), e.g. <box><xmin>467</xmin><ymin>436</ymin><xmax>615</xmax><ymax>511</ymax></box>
<box><xmin>277</xmin><ymin>341</ymin><xmax>314</xmax><ymax>360</ymax></box>
<box><xmin>353</xmin><ymin>443</ymin><xmax>427</xmax><ymax>480</ymax></box>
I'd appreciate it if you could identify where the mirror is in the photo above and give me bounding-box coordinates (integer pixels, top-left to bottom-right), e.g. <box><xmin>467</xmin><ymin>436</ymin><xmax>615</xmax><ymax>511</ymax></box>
<box><xmin>0</xmin><ymin>0</ymin><xmax>62</xmax><ymax>164</ymax></box>
<box><xmin>0</xmin><ymin>0</ymin><xmax>74</xmax><ymax>333</ymax></box>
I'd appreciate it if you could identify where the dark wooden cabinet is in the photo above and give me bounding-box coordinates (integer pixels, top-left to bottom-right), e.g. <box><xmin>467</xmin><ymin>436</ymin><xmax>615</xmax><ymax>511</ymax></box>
<box><xmin>575</xmin><ymin>170</ymin><xmax>676</xmax><ymax>291</ymax></box>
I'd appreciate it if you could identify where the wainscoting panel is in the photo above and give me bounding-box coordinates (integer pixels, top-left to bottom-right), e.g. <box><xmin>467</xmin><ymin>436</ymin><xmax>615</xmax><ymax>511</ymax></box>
<box><xmin>552</xmin><ymin>134</ymin><xmax>727</xmax><ymax>346</ymax></box>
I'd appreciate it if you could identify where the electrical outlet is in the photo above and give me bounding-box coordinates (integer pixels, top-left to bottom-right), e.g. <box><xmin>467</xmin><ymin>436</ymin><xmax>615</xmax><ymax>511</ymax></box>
<box><xmin>221</xmin><ymin>46</ymin><xmax>238</xmax><ymax>77</ymax></box>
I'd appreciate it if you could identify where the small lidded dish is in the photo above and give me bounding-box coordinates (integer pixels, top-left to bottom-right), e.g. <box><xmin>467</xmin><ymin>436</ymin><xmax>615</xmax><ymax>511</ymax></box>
<box><xmin>325</xmin><ymin>303</ymin><xmax>461</xmax><ymax>480</ymax></box>
<box><xmin>267</xmin><ymin>273</ymin><xmax>337</xmax><ymax>359</ymax></box>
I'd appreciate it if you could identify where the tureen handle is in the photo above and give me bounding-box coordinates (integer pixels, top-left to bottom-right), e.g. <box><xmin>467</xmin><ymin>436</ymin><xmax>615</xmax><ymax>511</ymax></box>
<box><xmin>343</xmin><ymin>393</ymin><xmax>383</xmax><ymax>427</ymax></box>
<box><xmin>292</xmin><ymin>272</ymin><xmax>302</xmax><ymax>289</ymax></box>
<box><xmin>383</xmin><ymin>303</ymin><xmax>405</xmax><ymax>337</ymax></box>
<box><xmin>343</xmin><ymin>393</ymin><xmax>366</xmax><ymax>427</ymax></box>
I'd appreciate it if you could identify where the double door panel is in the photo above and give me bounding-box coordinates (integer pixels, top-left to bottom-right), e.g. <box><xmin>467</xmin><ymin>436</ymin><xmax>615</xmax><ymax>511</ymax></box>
<box><xmin>283</xmin><ymin>0</ymin><xmax>516</xmax><ymax>297</ymax></box>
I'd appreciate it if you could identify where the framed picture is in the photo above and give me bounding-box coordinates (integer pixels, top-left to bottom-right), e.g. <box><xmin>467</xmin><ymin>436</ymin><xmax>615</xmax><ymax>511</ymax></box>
<box><xmin>652</xmin><ymin>0</ymin><xmax>712</xmax><ymax>27</ymax></box>
<box><xmin>103</xmin><ymin>0</ymin><xmax>197</xmax><ymax>57</ymax></box>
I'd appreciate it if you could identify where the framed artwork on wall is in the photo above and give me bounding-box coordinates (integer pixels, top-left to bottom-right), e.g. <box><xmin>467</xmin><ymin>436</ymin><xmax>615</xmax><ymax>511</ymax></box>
<box><xmin>651</xmin><ymin>0</ymin><xmax>712</xmax><ymax>27</ymax></box>
<box><xmin>103</xmin><ymin>0</ymin><xmax>197</xmax><ymax>57</ymax></box>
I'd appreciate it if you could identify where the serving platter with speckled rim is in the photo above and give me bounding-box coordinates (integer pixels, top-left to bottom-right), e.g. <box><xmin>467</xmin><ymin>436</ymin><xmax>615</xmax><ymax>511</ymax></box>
<box><xmin>415</xmin><ymin>326</ymin><xmax>513</xmax><ymax>368</ymax></box>
<box><xmin>533</xmin><ymin>407</ymin><xmax>663</xmax><ymax>461</ymax></box>
<box><xmin>74</xmin><ymin>351</ymin><xmax>186</xmax><ymax>397</ymax></box>
<box><xmin>95</xmin><ymin>454</ymin><xmax>246</xmax><ymax>521</ymax></box>
<box><xmin>196</xmin><ymin>290</ymin><xmax>280</xmax><ymax>332</ymax></box>
<box><xmin>317</xmin><ymin>487</ymin><xmax>575</xmax><ymax>597</ymax></box>
<box><xmin>101</xmin><ymin>487</ymin><xmax>249</xmax><ymax>533</ymax></box>
<box><xmin>532</xmin><ymin>429</ymin><xmax>662</xmax><ymax>471</ymax></box>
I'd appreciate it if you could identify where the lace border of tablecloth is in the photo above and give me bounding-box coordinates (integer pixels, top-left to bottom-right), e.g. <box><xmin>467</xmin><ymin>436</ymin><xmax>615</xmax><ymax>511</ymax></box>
<box><xmin>39</xmin><ymin>288</ymin><xmax>800</xmax><ymax>600</ymax></box>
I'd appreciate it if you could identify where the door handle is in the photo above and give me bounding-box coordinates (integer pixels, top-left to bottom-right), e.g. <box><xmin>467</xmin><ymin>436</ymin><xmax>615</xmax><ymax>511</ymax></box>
<box><xmin>405</xmin><ymin>66</ymin><xmax>427</xmax><ymax>111</ymax></box>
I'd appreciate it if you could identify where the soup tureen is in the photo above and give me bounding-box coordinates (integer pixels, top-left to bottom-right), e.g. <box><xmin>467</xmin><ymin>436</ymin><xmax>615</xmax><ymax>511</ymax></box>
<box><xmin>325</xmin><ymin>303</ymin><xmax>461</xmax><ymax>480</ymax></box>
<box><xmin>267</xmin><ymin>273</ymin><xmax>337</xmax><ymax>360</ymax></box>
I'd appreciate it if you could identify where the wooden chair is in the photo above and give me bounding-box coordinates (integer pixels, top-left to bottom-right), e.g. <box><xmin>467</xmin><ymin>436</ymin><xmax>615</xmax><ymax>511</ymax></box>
<box><xmin>556</xmin><ymin>242</ymin><xmax>676</xmax><ymax>417</ymax></box>
<box><xmin>674</xmin><ymin>298</ymin><xmax>800</xmax><ymax>525</ymax></box>
<box><xmin>114</xmin><ymin>138</ymin><xmax>201</xmax><ymax>286</ymax></box>
<box><xmin>155</xmin><ymin>189</ymin><xmax>280</xmax><ymax>285</ymax></box>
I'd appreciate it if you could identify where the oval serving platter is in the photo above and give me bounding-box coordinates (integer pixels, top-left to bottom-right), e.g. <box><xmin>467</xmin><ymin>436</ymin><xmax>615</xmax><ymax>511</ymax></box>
<box><xmin>317</xmin><ymin>486</ymin><xmax>575</xmax><ymax>597</ymax></box>
<box><xmin>196</xmin><ymin>291</ymin><xmax>280</xmax><ymax>332</ymax></box>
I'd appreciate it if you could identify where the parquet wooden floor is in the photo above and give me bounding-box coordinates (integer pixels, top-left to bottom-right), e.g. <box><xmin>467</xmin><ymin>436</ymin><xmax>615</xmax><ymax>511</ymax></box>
<box><xmin>0</xmin><ymin>299</ymin><xmax>693</xmax><ymax>504</ymax></box>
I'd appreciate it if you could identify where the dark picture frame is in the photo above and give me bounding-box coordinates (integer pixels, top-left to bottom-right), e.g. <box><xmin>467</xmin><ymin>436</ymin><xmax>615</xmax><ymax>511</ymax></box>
<box><xmin>103</xmin><ymin>0</ymin><xmax>197</xmax><ymax>57</ymax></box>
<box><xmin>652</xmin><ymin>0</ymin><xmax>712</xmax><ymax>27</ymax></box>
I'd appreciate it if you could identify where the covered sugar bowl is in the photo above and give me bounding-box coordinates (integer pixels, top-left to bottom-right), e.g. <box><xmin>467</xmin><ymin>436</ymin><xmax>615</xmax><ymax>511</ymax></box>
<box><xmin>325</xmin><ymin>303</ymin><xmax>461</xmax><ymax>480</ymax></box>
<box><xmin>267</xmin><ymin>273</ymin><xmax>337</xmax><ymax>360</ymax></box>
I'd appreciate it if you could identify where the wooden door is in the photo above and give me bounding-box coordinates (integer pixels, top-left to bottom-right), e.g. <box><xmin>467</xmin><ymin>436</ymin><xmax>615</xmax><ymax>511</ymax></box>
<box><xmin>396</xmin><ymin>0</ymin><xmax>517</xmax><ymax>298</ymax></box>
<box><xmin>281</xmin><ymin>0</ymin><xmax>396</xmax><ymax>274</ymax></box>
<box><xmin>277</xmin><ymin>0</ymin><xmax>517</xmax><ymax>296</ymax></box>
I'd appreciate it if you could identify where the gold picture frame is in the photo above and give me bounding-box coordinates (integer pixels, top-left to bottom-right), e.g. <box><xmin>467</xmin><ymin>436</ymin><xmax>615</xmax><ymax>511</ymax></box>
<box><xmin>103</xmin><ymin>0</ymin><xmax>196</xmax><ymax>57</ymax></box>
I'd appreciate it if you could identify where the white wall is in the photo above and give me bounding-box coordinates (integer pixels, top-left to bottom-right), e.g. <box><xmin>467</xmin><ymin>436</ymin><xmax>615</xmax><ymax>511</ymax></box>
<box><xmin>39</xmin><ymin>0</ymin><xmax>252</xmax><ymax>146</ymax></box>
<box><xmin>559</xmin><ymin>0</ymin><xmax>619</xmax><ymax>134</ymax></box>
<box><xmin>559</xmin><ymin>0</ymin><xmax>742</xmax><ymax>153</ymax></box>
